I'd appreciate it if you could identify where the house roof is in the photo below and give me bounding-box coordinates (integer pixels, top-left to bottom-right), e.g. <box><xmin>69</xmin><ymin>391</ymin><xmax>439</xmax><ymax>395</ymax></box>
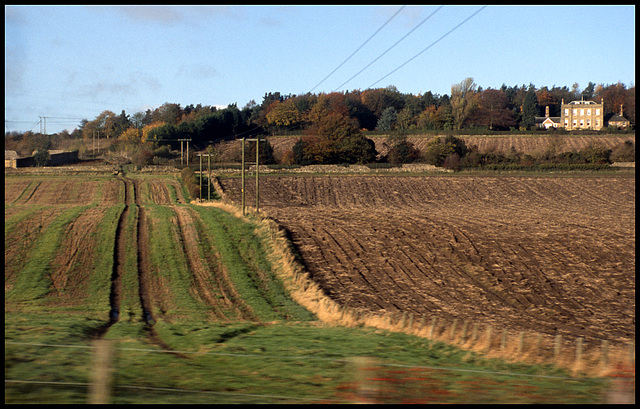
<box><xmin>606</xmin><ymin>113</ymin><xmax>630</xmax><ymax>123</ymax></box>
<box><xmin>535</xmin><ymin>116</ymin><xmax>561</xmax><ymax>124</ymax></box>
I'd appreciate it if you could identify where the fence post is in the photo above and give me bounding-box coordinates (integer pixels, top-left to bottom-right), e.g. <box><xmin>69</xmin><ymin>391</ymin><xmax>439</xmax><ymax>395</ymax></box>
<box><xmin>554</xmin><ymin>334</ymin><xmax>562</xmax><ymax>360</ymax></box>
<box><xmin>535</xmin><ymin>333</ymin><xmax>542</xmax><ymax>358</ymax></box>
<box><xmin>350</xmin><ymin>357</ymin><xmax>378</xmax><ymax>403</ymax></box>
<box><xmin>485</xmin><ymin>326</ymin><xmax>493</xmax><ymax>352</ymax></box>
<box><xmin>500</xmin><ymin>329</ymin><xmax>507</xmax><ymax>351</ymax></box>
<box><xmin>575</xmin><ymin>337</ymin><xmax>583</xmax><ymax>366</ymax></box>
<box><xmin>419</xmin><ymin>315</ymin><xmax>426</xmax><ymax>330</ymax></box>
<box><xmin>428</xmin><ymin>317</ymin><xmax>437</xmax><ymax>338</ymax></box>
<box><xmin>518</xmin><ymin>331</ymin><xmax>525</xmax><ymax>355</ymax></box>
<box><xmin>88</xmin><ymin>339</ymin><xmax>114</xmax><ymax>404</ymax></box>
<box><xmin>601</xmin><ymin>340</ymin><xmax>609</xmax><ymax>369</ymax></box>
<box><xmin>472</xmin><ymin>323</ymin><xmax>479</xmax><ymax>344</ymax></box>
<box><xmin>450</xmin><ymin>319</ymin><xmax>458</xmax><ymax>340</ymax></box>
<box><xmin>461</xmin><ymin>321</ymin><xmax>469</xmax><ymax>343</ymax></box>
<box><xmin>407</xmin><ymin>313</ymin><xmax>414</xmax><ymax>330</ymax></box>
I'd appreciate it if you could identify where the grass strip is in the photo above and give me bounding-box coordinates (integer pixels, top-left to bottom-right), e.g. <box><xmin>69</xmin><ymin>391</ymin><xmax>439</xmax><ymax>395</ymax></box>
<box><xmin>191</xmin><ymin>205</ymin><xmax>314</xmax><ymax>322</ymax></box>
<box><xmin>6</xmin><ymin>205</ymin><xmax>93</xmax><ymax>303</ymax></box>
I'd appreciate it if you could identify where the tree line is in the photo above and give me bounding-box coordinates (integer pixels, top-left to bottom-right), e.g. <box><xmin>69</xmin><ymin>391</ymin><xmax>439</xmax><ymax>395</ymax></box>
<box><xmin>5</xmin><ymin>79</ymin><xmax>634</xmax><ymax>166</ymax></box>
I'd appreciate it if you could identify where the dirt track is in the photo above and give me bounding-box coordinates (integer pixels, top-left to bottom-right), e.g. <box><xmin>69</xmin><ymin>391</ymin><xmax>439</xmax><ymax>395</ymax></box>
<box><xmin>218</xmin><ymin>174</ymin><xmax>635</xmax><ymax>345</ymax></box>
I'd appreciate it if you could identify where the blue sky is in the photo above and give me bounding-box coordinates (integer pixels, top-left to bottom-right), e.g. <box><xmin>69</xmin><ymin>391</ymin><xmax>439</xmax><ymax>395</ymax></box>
<box><xmin>4</xmin><ymin>5</ymin><xmax>635</xmax><ymax>134</ymax></box>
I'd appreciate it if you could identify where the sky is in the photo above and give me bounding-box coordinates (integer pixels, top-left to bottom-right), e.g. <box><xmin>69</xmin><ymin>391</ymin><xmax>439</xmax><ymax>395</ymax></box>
<box><xmin>4</xmin><ymin>4</ymin><xmax>636</xmax><ymax>134</ymax></box>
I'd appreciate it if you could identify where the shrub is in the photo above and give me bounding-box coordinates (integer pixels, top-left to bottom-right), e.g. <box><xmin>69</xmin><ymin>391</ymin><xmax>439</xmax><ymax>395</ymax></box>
<box><xmin>181</xmin><ymin>167</ymin><xmax>199</xmax><ymax>200</ymax></box>
<box><xmin>580</xmin><ymin>142</ymin><xmax>612</xmax><ymax>164</ymax></box>
<box><xmin>443</xmin><ymin>153</ymin><xmax>461</xmax><ymax>171</ymax></box>
<box><xmin>610</xmin><ymin>140</ymin><xmax>635</xmax><ymax>162</ymax></box>
<box><xmin>33</xmin><ymin>150</ymin><xmax>50</xmax><ymax>167</ymax></box>
<box><xmin>384</xmin><ymin>135</ymin><xmax>421</xmax><ymax>164</ymax></box>
<box><xmin>132</xmin><ymin>148</ymin><xmax>154</xmax><ymax>167</ymax></box>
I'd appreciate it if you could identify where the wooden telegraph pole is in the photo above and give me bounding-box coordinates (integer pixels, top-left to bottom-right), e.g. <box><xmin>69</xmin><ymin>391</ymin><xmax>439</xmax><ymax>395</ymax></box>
<box><xmin>197</xmin><ymin>153</ymin><xmax>214</xmax><ymax>202</ymax></box>
<box><xmin>178</xmin><ymin>139</ymin><xmax>192</xmax><ymax>165</ymax></box>
<box><xmin>241</xmin><ymin>137</ymin><xmax>264</xmax><ymax>215</ymax></box>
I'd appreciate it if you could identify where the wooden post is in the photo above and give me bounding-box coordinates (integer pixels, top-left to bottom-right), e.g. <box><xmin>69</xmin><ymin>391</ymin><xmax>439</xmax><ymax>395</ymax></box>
<box><xmin>208</xmin><ymin>153</ymin><xmax>211</xmax><ymax>201</ymax></box>
<box><xmin>88</xmin><ymin>339</ymin><xmax>114</xmax><ymax>404</ymax></box>
<box><xmin>407</xmin><ymin>313</ymin><xmax>414</xmax><ymax>330</ymax></box>
<box><xmin>450</xmin><ymin>319</ymin><xmax>458</xmax><ymax>340</ymax></box>
<box><xmin>485</xmin><ymin>325</ymin><xmax>493</xmax><ymax>351</ymax></box>
<box><xmin>428</xmin><ymin>317</ymin><xmax>437</xmax><ymax>338</ymax></box>
<box><xmin>535</xmin><ymin>333</ymin><xmax>542</xmax><ymax>357</ymax></box>
<box><xmin>199</xmin><ymin>154</ymin><xmax>202</xmax><ymax>202</ymax></box>
<box><xmin>575</xmin><ymin>337</ymin><xmax>583</xmax><ymax>365</ymax></box>
<box><xmin>518</xmin><ymin>331</ymin><xmax>525</xmax><ymax>355</ymax></box>
<box><xmin>461</xmin><ymin>321</ymin><xmax>469</xmax><ymax>343</ymax></box>
<box><xmin>554</xmin><ymin>334</ymin><xmax>562</xmax><ymax>360</ymax></box>
<box><xmin>601</xmin><ymin>340</ymin><xmax>609</xmax><ymax>368</ymax></box>
<box><xmin>350</xmin><ymin>357</ymin><xmax>377</xmax><ymax>403</ymax></box>
<box><xmin>501</xmin><ymin>329</ymin><xmax>507</xmax><ymax>351</ymax></box>
<box><xmin>255</xmin><ymin>138</ymin><xmax>260</xmax><ymax>212</ymax></box>
<box><xmin>472</xmin><ymin>323</ymin><xmax>479</xmax><ymax>344</ymax></box>
<box><xmin>241</xmin><ymin>138</ymin><xmax>245</xmax><ymax>215</ymax></box>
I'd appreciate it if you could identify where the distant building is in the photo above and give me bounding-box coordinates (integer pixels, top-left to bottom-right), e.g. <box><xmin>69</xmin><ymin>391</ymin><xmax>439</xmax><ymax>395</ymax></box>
<box><xmin>560</xmin><ymin>98</ymin><xmax>605</xmax><ymax>130</ymax></box>
<box><xmin>4</xmin><ymin>149</ymin><xmax>78</xmax><ymax>168</ymax></box>
<box><xmin>535</xmin><ymin>105</ymin><xmax>562</xmax><ymax>129</ymax></box>
<box><xmin>605</xmin><ymin>105</ymin><xmax>631</xmax><ymax>129</ymax></box>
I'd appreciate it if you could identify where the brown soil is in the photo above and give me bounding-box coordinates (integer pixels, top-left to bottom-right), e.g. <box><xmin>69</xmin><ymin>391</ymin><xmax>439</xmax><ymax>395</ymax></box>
<box><xmin>218</xmin><ymin>174</ymin><xmax>635</xmax><ymax>345</ymax></box>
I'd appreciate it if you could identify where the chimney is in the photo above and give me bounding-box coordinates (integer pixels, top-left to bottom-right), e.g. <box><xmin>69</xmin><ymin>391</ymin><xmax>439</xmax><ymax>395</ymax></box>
<box><xmin>620</xmin><ymin>104</ymin><xmax>624</xmax><ymax>117</ymax></box>
<box><xmin>545</xmin><ymin>105</ymin><xmax>550</xmax><ymax>117</ymax></box>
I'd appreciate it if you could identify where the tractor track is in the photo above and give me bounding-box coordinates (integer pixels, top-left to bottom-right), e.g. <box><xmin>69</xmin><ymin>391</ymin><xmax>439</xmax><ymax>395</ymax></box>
<box><xmin>91</xmin><ymin>176</ymin><xmax>188</xmax><ymax>357</ymax></box>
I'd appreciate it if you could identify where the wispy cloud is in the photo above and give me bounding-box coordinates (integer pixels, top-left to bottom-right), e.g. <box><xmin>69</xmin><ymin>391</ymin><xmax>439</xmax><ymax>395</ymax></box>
<box><xmin>112</xmin><ymin>5</ymin><xmax>236</xmax><ymax>25</ymax></box>
<box><xmin>178</xmin><ymin>63</ymin><xmax>218</xmax><ymax>80</ymax></box>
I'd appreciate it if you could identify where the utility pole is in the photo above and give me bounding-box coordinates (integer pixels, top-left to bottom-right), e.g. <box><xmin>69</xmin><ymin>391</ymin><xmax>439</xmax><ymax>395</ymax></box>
<box><xmin>39</xmin><ymin>116</ymin><xmax>47</xmax><ymax>134</ymax></box>
<box><xmin>197</xmin><ymin>153</ymin><xmax>214</xmax><ymax>202</ymax></box>
<box><xmin>178</xmin><ymin>139</ymin><xmax>192</xmax><ymax>165</ymax></box>
<box><xmin>240</xmin><ymin>137</ymin><xmax>264</xmax><ymax>215</ymax></box>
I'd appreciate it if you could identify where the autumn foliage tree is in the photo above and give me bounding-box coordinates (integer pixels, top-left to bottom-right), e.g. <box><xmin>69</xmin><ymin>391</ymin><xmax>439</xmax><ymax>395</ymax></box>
<box><xmin>265</xmin><ymin>99</ymin><xmax>303</xmax><ymax>132</ymax></box>
<box><xmin>468</xmin><ymin>89</ymin><xmax>516</xmax><ymax>130</ymax></box>
<box><xmin>450</xmin><ymin>77</ymin><xmax>478</xmax><ymax>130</ymax></box>
<box><xmin>292</xmin><ymin>110</ymin><xmax>376</xmax><ymax>165</ymax></box>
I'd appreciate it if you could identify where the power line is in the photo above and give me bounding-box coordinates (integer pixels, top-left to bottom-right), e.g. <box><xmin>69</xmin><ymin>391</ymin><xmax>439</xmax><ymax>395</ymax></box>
<box><xmin>333</xmin><ymin>6</ymin><xmax>444</xmax><ymax>92</ymax></box>
<box><xmin>309</xmin><ymin>5</ymin><xmax>406</xmax><ymax>93</ymax></box>
<box><xmin>367</xmin><ymin>6</ymin><xmax>487</xmax><ymax>90</ymax></box>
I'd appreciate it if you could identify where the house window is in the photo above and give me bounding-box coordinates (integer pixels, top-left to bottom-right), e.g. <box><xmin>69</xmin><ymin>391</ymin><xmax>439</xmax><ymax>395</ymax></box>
<box><xmin>596</xmin><ymin>119</ymin><xmax>600</xmax><ymax>127</ymax></box>
<box><xmin>565</xmin><ymin>120</ymin><xmax>569</xmax><ymax>127</ymax></box>
<box><xmin>580</xmin><ymin>109</ymin><xmax>584</xmax><ymax>116</ymax></box>
<box><xmin>595</xmin><ymin>108</ymin><xmax>600</xmax><ymax>115</ymax></box>
<box><xmin>564</xmin><ymin>109</ymin><xmax>569</xmax><ymax>116</ymax></box>
<box><xmin>573</xmin><ymin>109</ymin><xmax>577</xmax><ymax>115</ymax></box>
<box><xmin>580</xmin><ymin>119</ymin><xmax>584</xmax><ymax>127</ymax></box>
<box><xmin>573</xmin><ymin>120</ymin><xmax>577</xmax><ymax>127</ymax></box>
<box><xmin>587</xmin><ymin>119</ymin><xmax>591</xmax><ymax>127</ymax></box>
<box><xmin>587</xmin><ymin>109</ymin><xmax>591</xmax><ymax>115</ymax></box>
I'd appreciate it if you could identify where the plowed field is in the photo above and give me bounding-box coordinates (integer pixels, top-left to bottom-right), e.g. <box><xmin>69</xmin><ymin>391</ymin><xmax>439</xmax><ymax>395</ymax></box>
<box><xmin>218</xmin><ymin>174</ymin><xmax>635</xmax><ymax>345</ymax></box>
<box><xmin>5</xmin><ymin>173</ymin><xmax>311</xmax><ymax>330</ymax></box>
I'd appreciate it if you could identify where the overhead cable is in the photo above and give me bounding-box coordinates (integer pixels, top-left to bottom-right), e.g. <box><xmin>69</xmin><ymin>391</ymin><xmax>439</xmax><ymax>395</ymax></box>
<box><xmin>333</xmin><ymin>5</ymin><xmax>444</xmax><ymax>92</ymax></box>
<box><xmin>367</xmin><ymin>6</ymin><xmax>487</xmax><ymax>89</ymax></box>
<box><xmin>309</xmin><ymin>5</ymin><xmax>406</xmax><ymax>93</ymax></box>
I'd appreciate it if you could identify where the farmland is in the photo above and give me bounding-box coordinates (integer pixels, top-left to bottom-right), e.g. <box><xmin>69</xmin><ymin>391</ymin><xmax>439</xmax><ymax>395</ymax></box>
<box><xmin>218</xmin><ymin>172</ymin><xmax>635</xmax><ymax>348</ymax></box>
<box><xmin>4</xmin><ymin>162</ymin><xmax>635</xmax><ymax>403</ymax></box>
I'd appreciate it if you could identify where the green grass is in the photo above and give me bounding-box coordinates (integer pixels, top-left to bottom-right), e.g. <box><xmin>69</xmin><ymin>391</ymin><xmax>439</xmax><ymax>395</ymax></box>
<box><xmin>191</xmin><ymin>205</ymin><xmax>315</xmax><ymax>322</ymax></box>
<box><xmin>6</xmin><ymin>205</ymin><xmax>93</xmax><ymax>303</ymax></box>
<box><xmin>4</xmin><ymin>173</ymin><xmax>614</xmax><ymax>404</ymax></box>
<box><xmin>5</xmin><ymin>314</ymin><xmax>608</xmax><ymax>404</ymax></box>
